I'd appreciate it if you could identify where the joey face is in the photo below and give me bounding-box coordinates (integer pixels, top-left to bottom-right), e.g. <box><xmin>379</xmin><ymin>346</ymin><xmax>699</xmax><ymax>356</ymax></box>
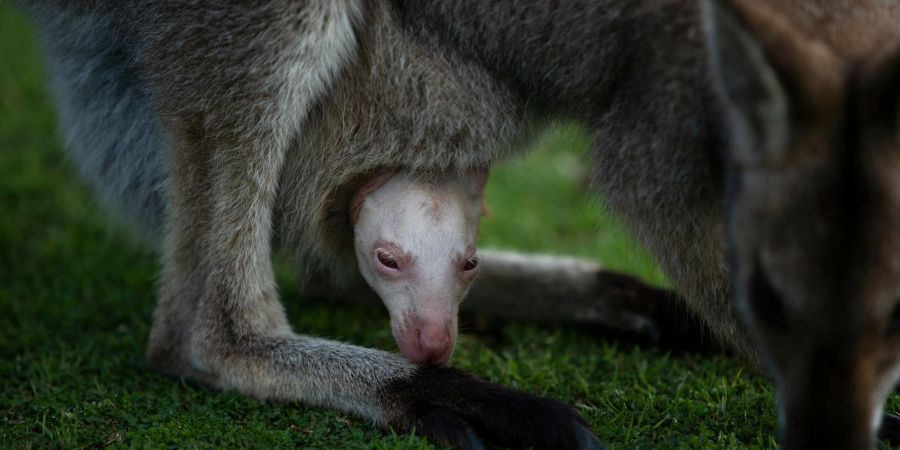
<box><xmin>352</xmin><ymin>171</ymin><xmax>485</xmax><ymax>366</ymax></box>
<box><xmin>706</xmin><ymin>0</ymin><xmax>900</xmax><ymax>447</ymax></box>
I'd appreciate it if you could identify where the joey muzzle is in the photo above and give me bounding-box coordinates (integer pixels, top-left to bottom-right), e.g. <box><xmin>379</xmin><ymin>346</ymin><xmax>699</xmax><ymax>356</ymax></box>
<box><xmin>395</xmin><ymin>315</ymin><xmax>454</xmax><ymax>366</ymax></box>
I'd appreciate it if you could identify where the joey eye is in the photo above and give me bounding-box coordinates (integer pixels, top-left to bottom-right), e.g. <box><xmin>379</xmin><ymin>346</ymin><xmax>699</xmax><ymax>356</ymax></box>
<box><xmin>748</xmin><ymin>264</ymin><xmax>787</xmax><ymax>330</ymax></box>
<box><xmin>376</xmin><ymin>250</ymin><xmax>399</xmax><ymax>270</ymax></box>
<box><xmin>886</xmin><ymin>303</ymin><xmax>900</xmax><ymax>336</ymax></box>
<box><xmin>463</xmin><ymin>256</ymin><xmax>479</xmax><ymax>271</ymax></box>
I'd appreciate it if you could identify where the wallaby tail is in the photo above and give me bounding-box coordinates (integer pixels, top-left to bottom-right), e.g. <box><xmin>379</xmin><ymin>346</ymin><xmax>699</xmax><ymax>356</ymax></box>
<box><xmin>31</xmin><ymin>5</ymin><xmax>167</xmax><ymax>239</ymax></box>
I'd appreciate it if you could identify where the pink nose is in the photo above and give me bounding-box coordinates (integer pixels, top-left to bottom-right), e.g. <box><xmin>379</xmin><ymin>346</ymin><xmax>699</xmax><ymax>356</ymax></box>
<box><xmin>397</xmin><ymin>318</ymin><xmax>453</xmax><ymax>366</ymax></box>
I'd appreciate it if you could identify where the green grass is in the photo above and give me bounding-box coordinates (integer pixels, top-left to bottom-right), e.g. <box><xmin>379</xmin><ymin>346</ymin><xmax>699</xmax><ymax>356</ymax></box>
<box><xmin>0</xmin><ymin>3</ymin><xmax>790</xmax><ymax>448</ymax></box>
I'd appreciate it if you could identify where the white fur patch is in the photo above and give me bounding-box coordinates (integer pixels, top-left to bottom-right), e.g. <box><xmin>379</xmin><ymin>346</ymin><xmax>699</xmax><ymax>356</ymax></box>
<box><xmin>352</xmin><ymin>171</ymin><xmax>485</xmax><ymax>361</ymax></box>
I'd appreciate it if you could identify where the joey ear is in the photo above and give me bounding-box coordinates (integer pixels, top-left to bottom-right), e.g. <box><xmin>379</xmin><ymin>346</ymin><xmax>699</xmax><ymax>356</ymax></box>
<box><xmin>470</xmin><ymin>167</ymin><xmax>489</xmax><ymax>195</ymax></box>
<box><xmin>349</xmin><ymin>171</ymin><xmax>396</xmax><ymax>224</ymax></box>
<box><xmin>463</xmin><ymin>167</ymin><xmax>490</xmax><ymax>219</ymax></box>
<box><xmin>461</xmin><ymin>167</ymin><xmax>489</xmax><ymax>197</ymax></box>
<box><xmin>702</xmin><ymin>0</ymin><xmax>791</xmax><ymax>165</ymax></box>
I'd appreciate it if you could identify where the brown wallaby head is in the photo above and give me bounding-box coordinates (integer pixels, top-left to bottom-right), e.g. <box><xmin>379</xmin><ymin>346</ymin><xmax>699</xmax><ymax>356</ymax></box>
<box><xmin>705</xmin><ymin>0</ymin><xmax>900</xmax><ymax>448</ymax></box>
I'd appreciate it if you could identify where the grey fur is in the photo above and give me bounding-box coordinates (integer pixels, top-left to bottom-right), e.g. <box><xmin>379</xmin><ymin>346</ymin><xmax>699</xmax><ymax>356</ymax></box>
<box><xmin>393</xmin><ymin>0</ymin><xmax>739</xmax><ymax>354</ymax></box>
<box><xmin>26</xmin><ymin>1</ymin><xmax>601</xmax><ymax>448</ymax></box>
<box><xmin>33</xmin><ymin>6</ymin><xmax>167</xmax><ymax>236</ymax></box>
<box><xmin>275</xmin><ymin>1</ymin><xmax>525</xmax><ymax>284</ymax></box>
<box><xmin>30</xmin><ymin>0</ymin><xmax>413</xmax><ymax>429</ymax></box>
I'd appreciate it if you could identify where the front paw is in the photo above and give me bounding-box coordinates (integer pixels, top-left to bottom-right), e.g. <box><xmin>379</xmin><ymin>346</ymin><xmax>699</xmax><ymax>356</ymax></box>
<box><xmin>380</xmin><ymin>366</ymin><xmax>605</xmax><ymax>450</ymax></box>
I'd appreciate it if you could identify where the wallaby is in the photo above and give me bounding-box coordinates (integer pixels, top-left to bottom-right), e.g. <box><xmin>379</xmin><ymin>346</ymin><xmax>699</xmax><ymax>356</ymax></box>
<box><xmin>351</xmin><ymin>170</ymin><xmax>487</xmax><ymax>365</ymax></box>
<box><xmin>28</xmin><ymin>0</ymin><xmax>900</xmax><ymax>448</ymax></box>
<box><xmin>26</xmin><ymin>1</ymin><xmax>607</xmax><ymax>449</ymax></box>
<box><xmin>391</xmin><ymin>0</ymin><xmax>900</xmax><ymax>448</ymax></box>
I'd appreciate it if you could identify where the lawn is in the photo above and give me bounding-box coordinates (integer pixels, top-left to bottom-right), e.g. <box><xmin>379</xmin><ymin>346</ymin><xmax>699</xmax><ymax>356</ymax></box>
<box><xmin>0</xmin><ymin>3</ymin><xmax>799</xmax><ymax>449</ymax></box>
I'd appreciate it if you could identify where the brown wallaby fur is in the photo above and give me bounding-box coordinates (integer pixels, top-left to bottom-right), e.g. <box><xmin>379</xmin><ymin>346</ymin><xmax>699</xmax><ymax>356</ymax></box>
<box><xmin>24</xmin><ymin>0</ymin><xmax>900</xmax><ymax>448</ymax></box>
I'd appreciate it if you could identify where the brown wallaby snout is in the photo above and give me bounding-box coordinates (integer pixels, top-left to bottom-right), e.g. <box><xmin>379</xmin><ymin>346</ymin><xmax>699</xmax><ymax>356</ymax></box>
<box><xmin>705</xmin><ymin>0</ymin><xmax>900</xmax><ymax>447</ymax></box>
<box><xmin>777</xmin><ymin>345</ymin><xmax>886</xmax><ymax>450</ymax></box>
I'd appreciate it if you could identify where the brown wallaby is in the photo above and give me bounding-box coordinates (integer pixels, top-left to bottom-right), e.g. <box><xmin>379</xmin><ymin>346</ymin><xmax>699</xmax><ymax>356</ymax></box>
<box><xmin>24</xmin><ymin>0</ymin><xmax>900</xmax><ymax>448</ymax></box>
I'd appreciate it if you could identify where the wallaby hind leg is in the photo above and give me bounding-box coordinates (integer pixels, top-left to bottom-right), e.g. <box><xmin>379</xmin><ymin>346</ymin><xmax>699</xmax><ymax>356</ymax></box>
<box><xmin>461</xmin><ymin>250</ymin><xmax>720</xmax><ymax>352</ymax></box>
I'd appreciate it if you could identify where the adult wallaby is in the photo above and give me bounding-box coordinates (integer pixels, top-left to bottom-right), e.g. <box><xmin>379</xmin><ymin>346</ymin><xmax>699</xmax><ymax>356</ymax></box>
<box><xmin>392</xmin><ymin>0</ymin><xmax>900</xmax><ymax>448</ymax></box>
<box><xmin>28</xmin><ymin>0</ymin><xmax>900</xmax><ymax>448</ymax></box>
<box><xmin>26</xmin><ymin>1</ymin><xmax>611</xmax><ymax>449</ymax></box>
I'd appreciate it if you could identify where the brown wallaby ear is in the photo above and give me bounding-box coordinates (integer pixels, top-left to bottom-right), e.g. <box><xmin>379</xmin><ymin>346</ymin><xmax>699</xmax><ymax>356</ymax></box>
<box><xmin>703</xmin><ymin>0</ymin><xmax>790</xmax><ymax>165</ymax></box>
<box><xmin>702</xmin><ymin>0</ymin><xmax>841</xmax><ymax>165</ymax></box>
